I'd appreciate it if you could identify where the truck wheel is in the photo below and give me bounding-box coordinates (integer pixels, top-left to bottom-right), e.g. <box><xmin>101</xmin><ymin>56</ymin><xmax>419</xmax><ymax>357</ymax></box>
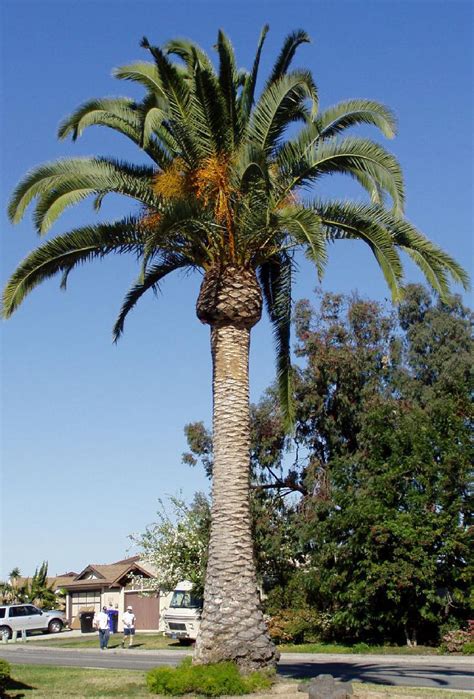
<box><xmin>0</xmin><ymin>625</ymin><xmax>12</xmax><ymax>641</ymax></box>
<box><xmin>48</xmin><ymin>619</ymin><xmax>63</xmax><ymax>634</ymax></box>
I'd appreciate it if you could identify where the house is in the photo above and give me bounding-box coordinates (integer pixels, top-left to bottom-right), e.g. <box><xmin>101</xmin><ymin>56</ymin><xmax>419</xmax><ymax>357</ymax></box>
<box><xmin>60</xmin><ymin>555</ymin><xmax>170</xmax><ymax>631</ymax></box>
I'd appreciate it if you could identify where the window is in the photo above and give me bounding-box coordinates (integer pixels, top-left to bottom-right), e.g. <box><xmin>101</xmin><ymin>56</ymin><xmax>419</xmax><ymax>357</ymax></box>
<box><xmin>24</xmin><ymin>605</ymin><xmax>41</xmax><ymax>615</ymax></box>
<box><xmin>9</xmin><ymin>606</ymin><xmax>27</xmax><ymax>617</ymax></box>
<box><xmin>170</xmin><ymin>591</ymin><xmax>202</xmax><ymax>609</ymax></box>
<box><xmin>71</xmin><ymin>590</ymin><xmax>101</xmax><ymax>618</ymax></box>
<box><xmin>0</xmin><ymin>609</ymin><xmax>5</xmax><ymax>619</ymax></box>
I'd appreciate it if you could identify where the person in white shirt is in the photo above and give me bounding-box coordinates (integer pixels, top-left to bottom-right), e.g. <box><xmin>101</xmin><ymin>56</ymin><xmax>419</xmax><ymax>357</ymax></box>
<box><xmin>121</xmin><ymin>605</ymin><xmax>136</xmax><ymax>648</ymax></box>
<box><xmin>93</xmin><ymin>606</ymin><xmax>110</xmax><ymax>650</ymax></box>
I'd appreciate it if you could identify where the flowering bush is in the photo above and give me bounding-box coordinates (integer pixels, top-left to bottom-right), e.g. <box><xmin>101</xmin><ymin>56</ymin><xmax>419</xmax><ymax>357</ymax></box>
<box><xmin>441</xmin><ymin>622</ymin><xmax>474</xmax><ymax>653</ymax></box>
<box><xmin>267</xmin><ymin>608</ymin><xmax>325</xmax><ymax>644</ymax></box>
<box><xmin>129</xmin><ymin>494</ymin><xmax>210</xmax><ymax>595</ymax></box>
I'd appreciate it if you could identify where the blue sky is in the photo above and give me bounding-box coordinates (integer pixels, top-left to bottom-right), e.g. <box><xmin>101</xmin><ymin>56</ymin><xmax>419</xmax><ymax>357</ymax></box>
<box><xmin>1</xmin><ymin>0</ymin><xmax>472</xmax><ymax>579</ymax></box>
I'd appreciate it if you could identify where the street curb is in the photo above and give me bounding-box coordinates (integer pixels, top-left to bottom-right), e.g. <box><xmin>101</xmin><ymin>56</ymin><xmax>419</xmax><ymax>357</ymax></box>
<box><xmin>3</xmin><ymin>645</ymin><xmax>472</xmax><ymax>667</ymax></box>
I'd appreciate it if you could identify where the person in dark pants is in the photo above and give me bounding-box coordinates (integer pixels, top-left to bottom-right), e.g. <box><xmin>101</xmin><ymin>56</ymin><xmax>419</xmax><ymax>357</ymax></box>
<box><xmin>93</xmin><ymin>606</ymin><xmax>110</xmax><ymax>650</ymax></box>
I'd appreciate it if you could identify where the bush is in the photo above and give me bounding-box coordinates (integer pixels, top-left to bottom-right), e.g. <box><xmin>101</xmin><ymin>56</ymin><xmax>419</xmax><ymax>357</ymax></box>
<box><xmin>267</xmin><ymin>608</ymin><xmax>325</xmax><ymax>644</ymax></box>
<box><xmin>0</xmin><ymin>658</ymin><xmax>11</xmax><ymax>689</ymax></box>
<box><xmin>441</xmin><ymin>629</ymin><xmax>471</xmax><ymax>653</ymax></box>
<box><xmin>462</xmin><ymin>642</ymin><xmax>474</xmax><ymax>655</ymax></box>
<box><xmin>352</xmin><ymin>642</ymin><xmax>371</xmax><ymax>653</ymax></box>
<box><xmin>146</xmin><ymin>657</ymin><xmax>273</xmax><ymax>696</ymax></box>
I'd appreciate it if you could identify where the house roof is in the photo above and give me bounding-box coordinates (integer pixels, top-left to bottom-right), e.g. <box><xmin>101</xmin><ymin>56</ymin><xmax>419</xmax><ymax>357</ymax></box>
<box><xmin>61</xmin><ymin>556</ymin><xmax>156</xmax><ymax>591</ymax></box>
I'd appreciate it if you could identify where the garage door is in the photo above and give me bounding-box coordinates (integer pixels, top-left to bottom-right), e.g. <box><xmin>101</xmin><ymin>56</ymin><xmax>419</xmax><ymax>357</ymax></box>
<box><xmin>70</xmin><ymin>590</ymin><xmax>101</xmax><ymax>626</ymax></box>
<box><xmin>124</xmin><ymin>592</ymin><xmax>160</xmax><ymax>630</ymax></box>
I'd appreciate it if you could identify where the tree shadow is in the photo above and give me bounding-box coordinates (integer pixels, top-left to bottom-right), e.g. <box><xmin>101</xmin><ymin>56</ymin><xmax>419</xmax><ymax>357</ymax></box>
<box><xmin>278</xmin><ymin>659</ymin><xmax>474</xmax><ymax>690</ymax></box>
<box><xmin>1</xmin><ymin>676</ymin><xmax>35</xmax><ymax>698</ymax></box>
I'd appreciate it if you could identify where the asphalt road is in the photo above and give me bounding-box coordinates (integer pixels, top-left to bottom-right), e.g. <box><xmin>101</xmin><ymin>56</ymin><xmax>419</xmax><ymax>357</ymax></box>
<box><xmin>0</xmin><ymin>646</ymin><xmax>472</xmax><ymax>693</ymax></box>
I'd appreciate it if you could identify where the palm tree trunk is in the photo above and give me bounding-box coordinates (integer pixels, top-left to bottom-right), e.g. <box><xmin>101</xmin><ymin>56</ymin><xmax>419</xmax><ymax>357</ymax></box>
<box><xmin>193</xmin><ymin>322</ymin><xmax>278</xmax><ymax>671</ymax></box>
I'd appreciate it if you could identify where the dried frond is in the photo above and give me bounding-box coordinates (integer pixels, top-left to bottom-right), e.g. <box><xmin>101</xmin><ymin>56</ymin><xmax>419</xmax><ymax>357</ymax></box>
<box><xmin>140</xmin><ymin>209</ymin><xmax>161</xmax><ymax>231</ymax></box>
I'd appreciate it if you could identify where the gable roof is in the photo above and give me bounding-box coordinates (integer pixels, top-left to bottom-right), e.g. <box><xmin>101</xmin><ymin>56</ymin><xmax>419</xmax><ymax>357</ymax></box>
<box><xmin>62</xmin><ymin>556</ymin><xmax>156</xmax><ymax>591</ymax></box>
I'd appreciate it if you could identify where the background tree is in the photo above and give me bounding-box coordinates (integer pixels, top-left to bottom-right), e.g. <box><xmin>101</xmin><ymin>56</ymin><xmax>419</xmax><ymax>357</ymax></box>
<box><xmin>3</xmin><ymin>23</ymin><xmax>468</xmax><ymax>667</ymax></box>
<box><xmin>0</xmin><ymin>562</ymin><xmax>59</xmax><ymax>608</ymax></box>
<box><xmin>186</xmin><ymin>285</ymin><xmax>473</xmax><ymax>645</ymax></box>
<box><xmin>282</xmin><ymin>286</ymin><xmax>472</xmax><ymax>645</ymax></box>
<box><xmin>131</xmin><ymin>493</ymin><xmax>210</xmax><ymax>596</ymax></box>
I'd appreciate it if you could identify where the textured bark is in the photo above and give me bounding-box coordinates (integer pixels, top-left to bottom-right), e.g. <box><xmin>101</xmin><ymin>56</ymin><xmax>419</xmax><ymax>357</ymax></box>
<box><xmin>196</xmin><ymin>264</ymin><xmax>262</xmax><ymax>328</ymax></box>
<box><xmin>193</xmin><ymin>267</ymin><xmax>278</xmax><ymax>671</ymax></box>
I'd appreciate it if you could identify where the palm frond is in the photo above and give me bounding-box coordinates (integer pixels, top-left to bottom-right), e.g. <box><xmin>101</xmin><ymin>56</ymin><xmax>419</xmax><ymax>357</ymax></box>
<box><xmin>164</xmin><ymin>37</ymin><xmax>215</xmax><ymax>74</ymax></box>
<box><xmin>58</xmin><ymin>97</ymin><xmax>171</xmax><ymax>167</ymax></box>
<box><xmin>249</xmin><ymin>71</ymin><xmax>316</xmax><ymax>153</ymax></box>
<box><xmin>278</xmin><ymin>136</ymin><xmax>405</xmax><ymax>215</ymax></box>
<box><xmin>193</xmin><ymin>58</ymin><xmax>231</xmax><ymax>155</ymax></box>
<box><xmin>8</xmin><ymin>158</ymin><xmax>157</xmax><ymax>233</ymax></box>
<box><xmin>266</xmin><ymin>29</ymin><xmax>311</xmax><ymax>86</ymax></box>
<box><xmin>314</xmin><ymin>99</ymin><xmax>397</xmax><ymax>139</ymax></box>
<box><xmin>141</xmin><ymin>38</ymin><xmax>203</xmax><ymax>165</ymax></box>
<box><xmin>240</xmin><ymin>24</ymin><xmax>269</xmax><ymax>120</ymax></box>
<box><xmin>311</xmin><ymin>200</ymin><xmax>411</xmax><ymax>300</ymax></box>
<box><xmin>216</xmin><ymin>29</ymin><xmax>240</xmax><ymax>145</ymax></box>
<box><xmin>2</xmin><ymin>218</ymin><xmax>144</xmax><ymax>318</ymax></box>
<box><xmin>113</xmin><ymin>254</ymin><xmax>191</xmax><ymax>340</ymax></box>
<box><xmin>142</xmin><ymin>198</ymin><xmax>217</xmax><ymax>266</ymax></box>
<box><xmin>277</xmin><ymin>205</ymin><xmax>327</xmax><ymax>278</ymax></box>
<box><xmin>112</xmin><ymin>61</ymin><xmax>164</xmax><ymax>96</ymax></box>
<box><xmin>58</xmin><ymin>97</ymin><xmax>136</xmax><ymax>140</ymax></box>
<box><xmin>9</xmin><ymin>158</ymin><xmax>158</xmax><ymax>233</ymax></box>
<box><xmin>258</xmin><ymin>253</ymin><xmax>295</xmax><ymax>431</ymax></box>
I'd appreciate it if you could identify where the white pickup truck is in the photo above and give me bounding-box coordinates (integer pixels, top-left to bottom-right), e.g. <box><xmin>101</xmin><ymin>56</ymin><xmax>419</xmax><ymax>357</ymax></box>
<box><xmin>162</xmin><ymin>581</ymin><xmax>202</xmax><ymax>644</ymax></box>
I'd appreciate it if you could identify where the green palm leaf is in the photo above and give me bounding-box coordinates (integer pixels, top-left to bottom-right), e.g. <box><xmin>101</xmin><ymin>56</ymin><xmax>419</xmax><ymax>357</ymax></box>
<box><xmin>2</xmin><ymin>218</ymin><xmax>143</xmax><ymax>318</ymax></box>
<box><xmin>249</xmin><ymin>71</ymin><xmax>316</xmax><ymax>152</ymax></box>
<box><xmin>112</xmin><ymin>61</ymin><xmax>164</xmax><ymax>96</ymax></box>
<box><xmin>240</xmin><ymin>24</ymin><xmax>269</xmax><ymax>120</ymax></box>
<box><xmin>193</xmin><ymin>58</ymin><xmax>231</xmax><ymax>155</ymax></box>
<box><xmin>58</xmin><ymin>96</ymin><xmax>171</xmax><ymax>167</ymax></box>
<box><xmin>216</xmin><ymin>30</ymin><xmax>240</xmax><ymax>145</ymax></box>
<box><xmin>266</xmin><ymin>29</ymin><xmax>311</xmax><ymax>87</ymax></box>
<box><xmin>164</xmin><ymin>37</ymin><xmax>215</xmax><ymax>74</ymax></box>
<box><xmin>8</xmin><ymin>158</ymin><xmax>158</xmax><ymax>232</ymax></box>
<box><xmin>314</xmin><ymin>99</ymin><xmax>397</xmax><ymax>139</ymax></box>
<box><xmin>113</xmin><ymin>254</ymin><xmax>192</xmax><ymax>341</ymax></box>
<box><xmin>278</xmin><ymin>136</ymin><xmax>405</xmax><ymax>215</ymax></box>
<box><xmin>277</xmin><ymin>205</ymin><xmax>327</xmax><ymax>278</ymax></box>
<box><xmin>141</xmin><ymin>37</ymin><xmax>203</xmax><ymax>165</ymax></box>
<box><xmin>258</xmin><ymin>253</ymin><xmax>295</xmax><ymax>431</ymax></box>
<box><xmin>315</xmin><ymin>199</ymin><xmax>405</xmax><ymax>300</ymax></box>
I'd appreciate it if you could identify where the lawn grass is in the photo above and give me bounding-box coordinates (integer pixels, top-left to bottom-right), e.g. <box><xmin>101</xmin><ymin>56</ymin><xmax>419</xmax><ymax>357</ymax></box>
<box><xmin>26</xmin><ymin>632</ymin><xmax>186</xmax><ymax>651</ymax></box>
<box><xmin>2</xmin><ymin>665</ymin><xmax>470</xmax><ymax>698</ymax></box>
<box><xmin>279</xmin><ymin>642</ymin><xmax>441</xmax><ymax>655</ymax></box>
<box><xmin>28</xmin><ymin>633</ymin><xmax>442</xmax><ymax>656</ymax></box>
<box><xmin>351</xmin><ymin>682</ymin><xmax>471</xmax><ymax>698</ymax></box>
<box><xmin>3</xmin><ymin>664</ymin><xmax>149</xmax><ymax>698</ymax></box>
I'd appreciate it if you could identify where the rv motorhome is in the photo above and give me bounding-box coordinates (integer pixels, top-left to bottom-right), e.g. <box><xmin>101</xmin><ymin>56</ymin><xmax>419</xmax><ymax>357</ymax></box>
<box><xmin>162</xmin><ymin>580</ymin><xmax>202</xmax><ymax>644</ymax></box>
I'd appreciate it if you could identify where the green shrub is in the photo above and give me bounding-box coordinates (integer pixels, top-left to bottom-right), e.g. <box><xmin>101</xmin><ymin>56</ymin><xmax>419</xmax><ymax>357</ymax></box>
<box><xmin>352</xmin><ymin>642</ymin><xmax>371</xmax><ymax>653</ymax></box>
<box><xmin>462</xmin><ymin>642</ymin><xmax>474</xmax><ymax>655</ymax></box>
<box><xmin>146</xmin><ymin>657</ymin><xmax>273</xmax><ymax>696</ymax></box>
<box><xmin>0</xmin><ymin>658</ymin><xmax>11</xmax><ymax>689</ymax></box>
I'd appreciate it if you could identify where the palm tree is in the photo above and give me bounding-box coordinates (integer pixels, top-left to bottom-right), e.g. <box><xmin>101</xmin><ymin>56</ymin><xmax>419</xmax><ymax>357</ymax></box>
<box><xmin>3</xmin><ymin>27</ymin><xmax>468</xmax><ymax>669</ymax></box>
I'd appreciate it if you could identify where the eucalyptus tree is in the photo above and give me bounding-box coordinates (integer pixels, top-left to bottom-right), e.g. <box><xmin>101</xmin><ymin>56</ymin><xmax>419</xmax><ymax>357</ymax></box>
<box><xmin>3</xmin><ymin>27</ymin><xmax>468</xmax><ymax>669</ymax></box>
